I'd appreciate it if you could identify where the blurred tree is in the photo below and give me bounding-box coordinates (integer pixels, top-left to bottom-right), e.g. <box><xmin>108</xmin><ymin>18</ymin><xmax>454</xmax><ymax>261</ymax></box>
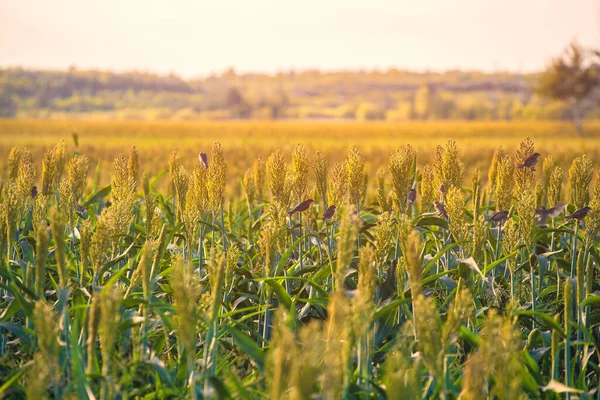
<box><xmin>413</xmin><ymin>85</ymin><xmax>430</xmax><ymax>119</ymax></box>
<box><xmin>0</xmin><ymin>91</ymin><xmax>17</xmax><ymax>117</ymax></box>
<box><xmin>225</xmin><ymin>87</ymin><xmax>244</xmax><ymax>108</ymax></box>
<box><xmin>537</xmin><ymin>41</ymin><xmax>600</xmax><ymax>136</ymax></box>
<box><xmin>356</xmin><ymin>102</ymin><xmax>385</xmax><ymax>121</ymax></box>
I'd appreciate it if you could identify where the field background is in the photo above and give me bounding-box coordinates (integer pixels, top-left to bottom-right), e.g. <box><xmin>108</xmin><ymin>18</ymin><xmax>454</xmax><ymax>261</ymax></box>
<box><xmin>2</xmin><ymin>119</ymin><xmax>600</xmax><ymax>194</ymax></box>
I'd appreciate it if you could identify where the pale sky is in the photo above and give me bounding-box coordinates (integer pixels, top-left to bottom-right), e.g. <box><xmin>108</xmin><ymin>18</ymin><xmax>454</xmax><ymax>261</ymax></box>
<box><xmin>1</xmin><ymin>0</ymin><xmax>598</xmax><ymax>78</ymax></box>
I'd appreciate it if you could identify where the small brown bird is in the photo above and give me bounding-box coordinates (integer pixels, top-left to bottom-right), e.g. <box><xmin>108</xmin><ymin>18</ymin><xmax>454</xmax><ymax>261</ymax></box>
<box><xmin>322</xmin><ymin>205</ymin><xmax>336</xmax><ymax>222</ymax></box>
<box><xmin>31</xmin><ymin>185</ymin><xmax>38</xmax><ymax>199</ymax></box>
<box><xmin>434</xmin><ymin>201</ymin><xmax>448</xmax><ymax>219</ymax></box>
<box><xmin>486</xmin><ymin>210</ymin><xmax>509</xmax><ymax>223</ymax></box>
<box><xmin>517</xmin><ymin>152</ymin><xmax>541</xmax><ymax>169</ymax></box>
<box><xmin>536</xmin><ymin>202</ymin><xmax>566</xmax><ymax>226</ymax></box>
<box><xmin>406</xmin><ymin>188</ymin><xmax>417</xmax><ymax>206</ymax></box>
<box><xmin>565</xmin><ymin>206</ymin><xmax>591</xmax><ymax>221</ymax></box>
<box><xmin>289</xmin><ymin>199</ymin><xmax>314</xmax><ymax>216</ymax></box>
<box><xmin>198</xmin><ymin>152</ymin><xmax>209</xmax><ymax>169</ymax></box>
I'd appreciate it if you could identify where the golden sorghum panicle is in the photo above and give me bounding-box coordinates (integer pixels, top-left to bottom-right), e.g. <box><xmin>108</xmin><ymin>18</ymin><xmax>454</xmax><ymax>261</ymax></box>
<box><xmin>397</xmin><ymin>213</ymin><xmax>412</xmax><ymax>254</ymax></box>
<box><xmin>290</xmin><ymin>321</ymin><xmax>323</xmax><ymax>400</ymax></box>
<box><xmin>515</xmin><ymin>137</ymin><xmax>536</xmax><ymax>193</ymax></box>
<box><xmin>87</xmin><ymin>294</ymin><xmax>100</xmax><ymax>374</ymax></box>
<box><xmin>584</xmin><ymin>173</ymin><xmax>600</xmax><ymax>246</ymax></box>
<box><xmin>389</xmin><ymin>144</ymin><xmax>416</xmax><ymax>211</ymax></box>
<box><xmin>225</xmin><ymin>243</ymin><xmax>241</xmax><ymax>289</ymax></box>
<box><xmin>142</xmin><ymin>174</ymin><xmax>158</xmax><ymax>236</ymax></box>
<box><xmin>346</xmin><ymin>145</ymin><xmax>366</xmax><ymax>207</ymax></box>
<box><xmin>384</xmin><ymin>332</ymin><xmax>421</xmax><ymax>399</ymax></box>
<box><xmin>32</xmin><ymin>194</ymin><xmax>49</xmax><ymax>232</ymax></box>
<box><xmin>291</xmin><ymin>143</ymin><xmax>309</xmax><ymax>203</ymax></box>
<box><xmin>267</xmin><ymin>150</ymin><xmax>289</xmax><ymax>206</ymax></box>
<box><xmin>3</xmin><ymin>183</ymin><xmax>19</xmax><ymax>255</ymax></box>
<box><xmin>98</xmin><ymin>286</ymin><xmax>123</xmax><ymax>376</ymax></box>
<box><xmin>548</xmin><ymin>166</ymin><xmax>563</xmax><ymax>206</ymax></box>
<box><xmin>335</xmin><ymin>207</ymin><xmax>359</xmax><ymax>290</ymax></box>
<box><xmin>253</xmin><ymin>155</ymin><xmax>266</xmax><ymax>202</ymax></box>
<box><xmin>41</xmin><ymin>148</ymin><xmax>57</xmax><ymax>195</ymax></box>
<box><xmin>460</xmin><ymin>313</ymin><xmax>523</xmax><ymax>399</ymax></box>
<box><xmin>242</xmin><ymin>168</ymin><xmax>255</xmax><ymax>205</ymax></box>
<box><xmin>502</xmin><ymin>218</ymin><xmax>519</xmax><ymax>274</ymax></box>
<box><xmin>0</xmin><ymin>206</ymin><xmax>5</xmax><ymax>262</ymax></box>
<box><xmin>16</xmin><ymin>148</ymin><xmax>35</xmax><ymax>202</ymax></box>
<box><xmin>53</xmin><ymin>140</ymin><xmax>67</xmax><ymax>185</ymax></box>
<box><xmin>268</xmin><ymin>308</ymin><xmax>296</xmax><ymax>400</ymax></box>
<box><xmin>323</xmin><ymin>291</ymin><xmax>352</xmax><ymax>400</ymax></box>
<box><xmin>7</xmin><ymin>147</ymin><xmax>21</xmax><ymax>182</ymax></box>
<box><xmin>414</xmin><ymin>294</ymin><xmax>443</xmax><ymax>376</ymax></box>
<box><xmin>128</xmin><ymin>145</ymin><xmax>139</xmax><ymax>189</ymax></box>
<box><xmin>67</xmin><ymin>154</ymin><xmax>89</xmax><ymax>203</ymax></box>
<box><xmin>259</xmin><ymin>222</ymin><xmax>277</xmax><ymax>280</ymax></box>
<box><xmin>50</xmin><ymin>208</ymin><xmax>68</xmax><ymax>288</ymax></box>
<box><xmin>313</xmin><ymin>151</ymin><xmax>329</xmax><ymax>207</ymax></box>
<box><xmin>207</xmin><ymin>248</ymin><xmax>226</xmax><ymax>321</ymax></box>
<box><xmin>569</xmin><ymin>154</ymin><xmax>594</xmax><ymax>208</ymax></box>
<box><xmin>169</xmin><ymin>151</ymin><xmax>189</xmax><ymax>221</ymax></box>
<box><xmin>374</xmin><ymin>211</ymin><xmax>395</xmax><ymax>263</ymax></box>
<box><xmin>441</xmin><ymin>139</ymin><xmax>464</xmax><ymax>190</ymax></box>
<box><xmin>111</xmin><ymin>153</ymin><xmax>137</xmax><ymax>233</ymax></box>
<box><xmin>432</xmin><ymin>145</ymin><xmax>444</xmax><ymax>190</ymax></box>
<box><xmin>537</xmin><ymin>155</ymin><xmax>555</xmax><ymax>205</ymax></box>
<box><xmin>488</xmin><ymin>147</ymin><xmax>505</xmax><ymax>196</ymax></box>
<box><xmin>446</xmin><ymin>187</ymin><xmax>468</xmax><ymax>244</ymax></box>
<box><xmin>471</xmin><ymin>168</ymin><xmax>482</xmax><ymax>216</ymax></box>
<box><xmin>327</xmin><ymin>161</ymin><xmax>347</xmax><ymax>209</ymax></box>
<box><xmin>420</xmin><ymin>163</ymin><xmax>435</xmax><ymax>211</ymax></box>
<box><xmin>35</xmin><ymin>225</ymin><xmax>49</xmax><ymax>298</ymax></box>
<box><xmin>27</xmin><ymin>301</ymin><xmax>59</xmax><ymax>399</ymax></box>
<box><xmin>90</xmin><ymin>209</ymin><xmax>112</xmax><ymax>273</ymax></box>
<box><xmin>495</xmin><ymin>155</ymin><xmax>514</xmax><ymax>211</ymax></box>
<box><xmin>471</xmin><ymin>215</ymin><xmax>487</xmax><ymax>263</ymax></box>
<box><xmin>376</xmin><ymin>167</ymin><xmax>390</xmax><ymax>212</ymax></box>
<box><xmin>207</xmin><ymin>142</ymin><xmax>227</xmax><ymax>213</ymax></box>
<box><xmin>443</xmin><ymin>285</ymin><xmax>474</xmax><ymax>347</ymax></box>
<box><xmin>184</xmin><ymin>158</ymin><xmax>208</xmax><ymax>239</ymax></box>
<box><xmin>358</xmin><ymin>244</ymin><xmax>377</xmax><ymax>306</ymax></box>
<box><xmin>60</xmin><ymin>154</ymin><xmax>90</xmax><ymax>225</ymax></box>
<box><xmin>516</xmin><ymin>190</ymin><xmax>536</xmax><ymax>252</ymax></box>
<box><xmin>404</xmin><ymin>231</ymin><xmax>423</xmax><ymax>296</ymax></box>
<box><xmin>130</xmin><ymin>242</ymin><xmax>154</xmax><ymax>299</ymax></box>
<box><xmin>170</xmin><ymin>256</ymin><xmax>201</xmax><ymax>358</ymax></box>
<box><xmin>79</xmin><ymin>219</ymin><xmax>92</xmax><ymax>276</ymax></box>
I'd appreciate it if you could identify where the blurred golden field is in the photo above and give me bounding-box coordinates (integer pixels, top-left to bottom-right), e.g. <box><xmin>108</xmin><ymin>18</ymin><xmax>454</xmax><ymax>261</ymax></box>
<box><xmin>2</xmin><ymin>119</ymin><xmax>600</xmax><ymax>196</ymax></box>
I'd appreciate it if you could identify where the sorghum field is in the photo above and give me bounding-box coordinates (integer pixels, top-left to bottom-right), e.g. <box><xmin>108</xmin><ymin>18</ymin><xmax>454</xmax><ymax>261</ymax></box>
<box><xmin>2</xmin><ymin>120</ymin><xmax>600</xmax><ymax>399</ymax></box>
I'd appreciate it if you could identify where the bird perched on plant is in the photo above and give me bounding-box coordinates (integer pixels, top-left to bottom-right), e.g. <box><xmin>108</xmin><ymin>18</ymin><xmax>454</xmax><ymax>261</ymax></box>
<box><xmin>289</xmin><ymin>199</ymin><xmax>314</xmax><ymax>216</ymax></box>
<box><xmin>486</xmin><ymin>210</ymin><xmax>509</xmax><ymax>223</ymax></box>
<box><xmin>322</xmin><ymin>205</ymin><xmax>336</xmax><ymax>222</ymax></box>
<box><xmin>565</xmin><ymin>206</ymin><xmax>591</xmax><ymax>221</ymax></box>
<box><xmin>406</xmin><ymin>188</ymin><xmax>417</xmax><ymax>206</ymax></box>
<box><xmin>434</xmin><ymin>201</ymin><xmax>448</xmax><ymax>219</ymax></box>
<box><xmin>536</xmin><ymin>203</ymin><xmax>566</xmax><ymax>226</ymax></box>
<box><xmin>198</xmin><ymin>152</ymin><xmax>209</xmax><ymax>169</ymax></box>
<box><xmin>517</xmin><ymin>152</ymin><xmax>541</xmax><ymax>169</ymax></box>
<box><xmin>31</xmin><ymin>185</ymin><xmax>38</xmax><ymax>199</ymax></box>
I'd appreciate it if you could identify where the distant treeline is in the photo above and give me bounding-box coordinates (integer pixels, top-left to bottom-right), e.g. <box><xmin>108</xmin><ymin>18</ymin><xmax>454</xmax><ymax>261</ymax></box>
<box><xmin>1</xmin><ymin>67</ymin><xmax>599</xmax><ymax>121</ymax></box>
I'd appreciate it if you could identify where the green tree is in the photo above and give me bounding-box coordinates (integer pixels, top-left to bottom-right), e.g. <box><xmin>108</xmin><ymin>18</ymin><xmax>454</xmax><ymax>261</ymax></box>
<box><xmin>537</xmin><ymin>41</ymin><xmax>600</xmax><ymax>136</ymax></box>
